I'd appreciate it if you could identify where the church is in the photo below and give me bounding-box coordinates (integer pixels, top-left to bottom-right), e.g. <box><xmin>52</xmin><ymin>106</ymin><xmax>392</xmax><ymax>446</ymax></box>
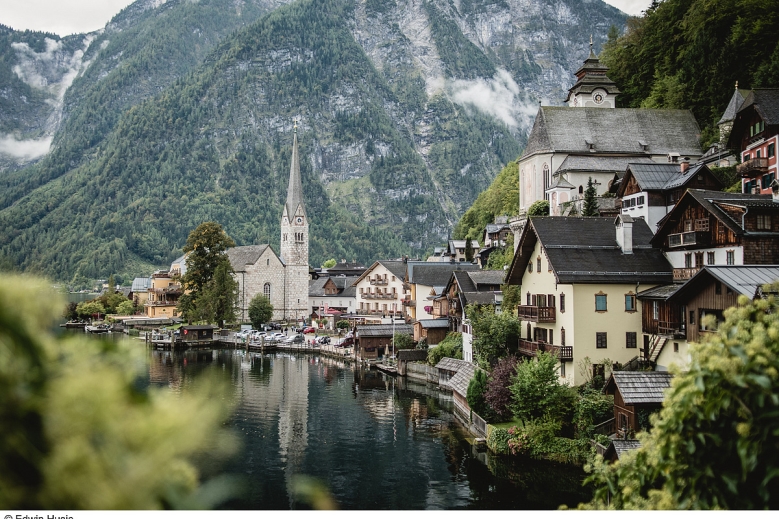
<box><xmin>518</xmin><ymin>41</ymin><xmax>703</xmax><ymax>218</ymax></box>
<box><xmin>227</xmin><ymin>125</ymin><xmax>310</xmax><ymax>323</ymax></box>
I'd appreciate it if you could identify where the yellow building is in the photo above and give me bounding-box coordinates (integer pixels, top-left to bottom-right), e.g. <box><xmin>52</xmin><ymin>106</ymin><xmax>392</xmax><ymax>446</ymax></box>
<box><xmin>505</xmin><ymin>215</ymin><xmax>673</xmax><ymax>386</ymax></box>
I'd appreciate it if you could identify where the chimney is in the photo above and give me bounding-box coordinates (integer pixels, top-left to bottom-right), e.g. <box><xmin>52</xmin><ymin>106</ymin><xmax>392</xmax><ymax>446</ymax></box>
<box><xmin>680</xmin><ymin>158</ymin><xmax>690</xmax><ymax>173</ymax></box>
<box><xmin>615</xmin><ymin>214</ymin><xmax>634</xmax><ymax>254</ymax></box>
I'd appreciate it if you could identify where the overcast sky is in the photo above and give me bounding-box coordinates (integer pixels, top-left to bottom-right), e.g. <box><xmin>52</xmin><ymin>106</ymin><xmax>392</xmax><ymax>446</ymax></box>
<box><xmin>1</xmin><ymin>0</ymin><xmax>652</xmax><ymax>37</ymax></box>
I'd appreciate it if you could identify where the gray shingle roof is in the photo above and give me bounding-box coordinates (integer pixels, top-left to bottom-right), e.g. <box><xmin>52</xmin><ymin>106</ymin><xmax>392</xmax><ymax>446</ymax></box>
<box><xmin>608</xmin><ymin>440</ymin><xmax>643</xmax><ymax>460</ymax></box>
<box><xmin>356</xmin><ymin>324</ymin><xmax>413</xmax><ymax>337</ymax></box>
<box><xmin>608</xmin><ymin>372</ymin><xmax>674</xmax><ymax>405</ymax></box>
<box><xmin>462</xmin><ymin>292</ymin><xmax>499</xmax><ymax>305</ymax></box>
<box><xmin>448</xmin><ymin>363</ymin><xmax>478</xmax><ymax>398</ymax></box>
<box><xmin>670</xmin><ymin>266</ymin><xmax>779</xmax><ymax>302</ymax></box>
<box><xmin>407</xmin><ymin>262</ymin><xmax>480</xmax><ymax>286</ymax></box>
<box><xmin>718</xmin><ymin>87</ymin><xmax>748</xmax><ymax>125</ymax></box>
<box><xmin>738</xmin><ymin>88</ymin><xmax>779</xmax><ymax>126</ymax></box>
<box><xmin>637</xmin><ymin>284</ymin><xmax>684</xmax><ymax>300</ymax></box>
<box><xmin>435</xmin><ymin>357</ymin><xmax>466</xmax><ymax>373</ymax></box>
<box><xmin>557</xmin><ymin>156</ymin><xmax>654</xmax><ymax>174</ymax></box>
<box><xmin>226</xmin><ymin>245</ymin><xmax>271</xmax><ymax>272</ymax></box>
<box><xmin>467</xmin><ymin>270</ymin><xmax>505</xmax><ymax>288</ymax></box>
<box><xmin>417</xmin><ymin>319</ymin><xmax>450</xmax><ymax>329</ymax></box>
<box><xmin>509</xmin><ymin>217</ymin><xmax>673</xmax><ymax>285</ymax></box>
<box><xmin>524</xmin><ymin>107</ymin><xmax>702</xmax><ymax>158</ymax></box>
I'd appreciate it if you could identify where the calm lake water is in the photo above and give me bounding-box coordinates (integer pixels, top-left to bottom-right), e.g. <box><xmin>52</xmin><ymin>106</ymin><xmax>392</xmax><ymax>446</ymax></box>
<box><xmin>145</xmin><ymin>347</ymin><xmax>591</xmax><ymax>510</ymax></box>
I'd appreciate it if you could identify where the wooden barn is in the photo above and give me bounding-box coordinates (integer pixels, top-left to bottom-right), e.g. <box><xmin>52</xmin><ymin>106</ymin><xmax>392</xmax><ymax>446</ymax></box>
<box><xmin>603</xmin><ymin>371</ymin><xmax>673</xmax><ymax>438</ymax></box>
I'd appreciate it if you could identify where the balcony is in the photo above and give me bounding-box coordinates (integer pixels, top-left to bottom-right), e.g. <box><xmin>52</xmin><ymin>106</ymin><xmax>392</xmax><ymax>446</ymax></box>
<box><xmin>369</xmin><ymin>278</ymin><xmax>388</xmax><ymax>286</ymax></box>
<box><xmin>667</xmin><ymin>231</ymin><xmax>710</xmax><ymax>248</ymax></box>
<box><xmin>146</xmin><ymin>300</ymin><xmax>179</xmax><ymax>307</ymax></box>
<box><xmin>673</xmin><ymin>267</ymin><xmax>701</xmax><ymax>281</ymax></box>
<box><xmin>517</xmin><ymin>339</ymin><xmax>573</xmax><ymax>361</ymax></box>
<box><xmin>736</xmin><ymin>157</ymin><xmax>769</xmax><ymax>178</ymax></box>
<box><xmin>658</xmin><ymin>320</ymin><xmax>686</xmax><ymax>339</ymax></box>
<box><xmin>362</xmin><ymin>292</ymin><xmax>398</xmax><ymax>300</ymax></box>
<box><xmin>517</xmin><ymin>305</ymin><xmax>556</xmax><ymax>323</ymax></box>
<box><xmin>401</xmin><ymin>298</ymin><xmax>415</xmax><ymax>307</ymax></box>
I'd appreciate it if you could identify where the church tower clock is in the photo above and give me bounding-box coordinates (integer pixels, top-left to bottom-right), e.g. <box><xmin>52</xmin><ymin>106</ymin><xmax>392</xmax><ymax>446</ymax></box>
<box><xmin>280</xmin><ymin>120</ymin><xmax>309</xmax><ymax>321</ymax></box>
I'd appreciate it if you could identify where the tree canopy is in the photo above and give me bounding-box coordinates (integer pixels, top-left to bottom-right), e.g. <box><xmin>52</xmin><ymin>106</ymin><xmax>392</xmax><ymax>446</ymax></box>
<box><xmin>248</xmin><ymin>294</ymin><xmax>273</xmax><ymax>329</ymax></box>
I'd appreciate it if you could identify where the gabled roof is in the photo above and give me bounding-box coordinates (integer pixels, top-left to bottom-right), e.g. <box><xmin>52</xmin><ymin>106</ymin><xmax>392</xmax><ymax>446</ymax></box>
<box><xmin>226</xmin><ymin>245</ymin><xmax>272</xmax><ymax>272</ymax></box>
<box><xmin>466</xmin><ymin>270</ymin><xmax>505</xmax><ymax>288</ymax></box>
<box><xmin>447</xmin><ymin>363</ymin><xmax>477</xmax><ymax>399</ymax></box>
<box><xmin>604</xmin><ymin>440</ymin><xmax>643</xmax><ymax>461</ymax></box>
<box><xmin>406</xmin><ymin>262</ymin><xmax>480</xmax><ymax>286</ymax></box>
<box><xmin>435</xmin><ymin>357</ymin><xmax>468</xmax><ymax>373</ymax></box>
<box><xmin>617</xmin><ymin>162</ymin><xmax>722</xmax><ymax>197</ymax></box>
<box><xmin>604</xmin><ymin>372</ymin><xmax>674</xmax><ymax>405</ymax></box>
<box><xmin>651</xmin><ymin>189</ymin><xmax>779</xmax><ymax>246</ymax></box>
<box><xmin>565</xmin><ymin>48</ymin><xmax>621</xmax><ymax>103</ymax></box>
<box><xmin>485</xmin><ymin>223</ymin><xmax>511</xmax><ymax>233</ymax></box>
<box><xmin>308</xmin><ymin>277</ymin><xmax>329</xmax><ymax>296</ymax></box>
<box><xmin>352</xmin><ymin>260</ymin><xmax>407</xmax><ymax>285</ymax></box>
<box><xmin>506</xmin><ymin>217</ymin><xmax>673</xmax><ymax>285</ymax></box>
<box><xmin>727</xmin><ymin>89</ymin><xmax>779</xmax><ymax>149</ymax></box>
<box><xmin>524</xmin><ymin>107</ymin><xmax>702</xmax><ymax>158</ymax></box>
<box><xmin>669</xmin><ymin>266</ymin><xmax>779</xmax><ymax>302</ymax></box>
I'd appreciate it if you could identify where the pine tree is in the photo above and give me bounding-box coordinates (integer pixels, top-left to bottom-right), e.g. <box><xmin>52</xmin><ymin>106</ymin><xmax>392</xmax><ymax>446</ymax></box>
<box><xmin>582</xmin><ymin>177</ymin><xmax>599</xmax><ymax>217</ymax></box>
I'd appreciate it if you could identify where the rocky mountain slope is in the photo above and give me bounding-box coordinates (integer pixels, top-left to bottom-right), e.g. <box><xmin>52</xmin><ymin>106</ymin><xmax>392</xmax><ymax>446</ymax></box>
<box><xmin>0</xmin><ymin>0</ymin><xmax>625</xmax><ymax>284</ymax></box>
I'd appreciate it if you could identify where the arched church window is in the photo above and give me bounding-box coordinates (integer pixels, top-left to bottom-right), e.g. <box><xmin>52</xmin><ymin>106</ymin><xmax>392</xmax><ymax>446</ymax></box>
<box><xmin>579</xmin><ymin>185</ymin><xmax>583</xmax><ymax>195</ymax></box>
<box><xmin>264</xmin><ymin>283</ymin><xmax>271</xmax><ymax>299</ymax></box>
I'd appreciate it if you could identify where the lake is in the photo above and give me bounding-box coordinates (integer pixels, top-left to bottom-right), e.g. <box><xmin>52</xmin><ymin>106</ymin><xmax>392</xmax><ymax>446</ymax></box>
<box><xmin>145</xmin><ymin>347</ymin><xmax>591</xmax><ymax>510</ymax></box>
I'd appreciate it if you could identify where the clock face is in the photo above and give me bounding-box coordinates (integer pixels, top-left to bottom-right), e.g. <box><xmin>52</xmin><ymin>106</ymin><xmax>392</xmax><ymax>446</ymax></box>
<box><xmin>296</xmin><ymin>217</ymin><xmax>303</xmax><ymax>224</ymax></box>
<box><xmin>593</xmin><ymin>92</ymin><xmax>604</xmax><ymax>105</ymax></box>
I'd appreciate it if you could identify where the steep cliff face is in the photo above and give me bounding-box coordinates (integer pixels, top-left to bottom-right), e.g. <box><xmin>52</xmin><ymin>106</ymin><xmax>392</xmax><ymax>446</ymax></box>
<box><xmin>0</xmin><ymin>0</ymin><xmax>625</xmax><ymax>283</ymax></box>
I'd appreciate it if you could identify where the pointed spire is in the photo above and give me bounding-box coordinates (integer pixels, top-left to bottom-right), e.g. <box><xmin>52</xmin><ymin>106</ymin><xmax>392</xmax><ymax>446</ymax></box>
<box><xmin>589</xmin><ymin>34</ymin><xmax>596</xmax><ymax>58</ymax></box>
<box><xmin>285</xmin><ymin>121</ymin><xmax>305</xmax><ymax>219</ymax></box>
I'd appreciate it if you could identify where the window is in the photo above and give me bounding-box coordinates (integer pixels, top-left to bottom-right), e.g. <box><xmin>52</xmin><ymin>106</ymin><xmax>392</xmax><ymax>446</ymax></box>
<box><xmin>727</xmin><ymin>250</ymin><xmax>735</xmax><ymax>265</ymax></box>
<box><xmin>637</xmin><ymin>195</ymin><xmax>645</xmax><ymax>205</ymax></box>
<box><xmin>537</xmin><ymin>256</ymin><xmax>542</xmax><ymax>273</ymax></box>
<box><xmin>684</xmin><ymin>220</ymin><xmax>693</xmax><ymax>232</ymax></box>
<box><xmin>625</xmin><ymin>293</ymin><xmax>636</xmax><ymax>312</ymax></box>
<box><xmin>264</xmin><ymin>283</ymin><xmax>271</xmax><ymax>299</ymax></box>
<box><xmin>695</xmin><ymin>252</ymin><xmax>704</xmax><ymax>267</ymax></box>
<box><xmin>266</xmin><ymin>258</ymin><xmax>270</xmax><ymax>266</ymax></box>
<box><xmin>769</xmin><ymin>143</ymin><xmax>775</xmax><ymax>158</ymax></box>
<box><xmin>653</xmin><ymin>301</ymin><xmax>659</xmax><ymax>320</ymax></box>
<box><xmin>690</xmin><ymin>310</ymin><xmax>695</xmax><ymax>325</ymax></box>
<box><xmin>674</xmin><ymin>342</ymin><xmax>679</xmax><ymax>353</ymax></box>
<box><xmin>715</xmin><ymin>281</ymin><xmax>722</xmax><ymax>295</ymax></box>
<box><xmin>685</xmin><ymin>253</ymin><xmax>692</xmax><ymax>268</ymax></box>
<box><xmin>695</xmin><ymin>218</ymin><xmax>709</xmax><ymax>231</ymax></box>
<box><xmin>744</xmin><ymin>153</ymin><xmax>750</xmax><ymax>161</ymax></box>
<box><xmin>560</xmin><ymin>362</ymin><xmax>566</xmax><ymax>378</ymax></box>
<box><xmin>596</xmin><ymin>332</ymin><xmax>607</xmax><ymax>349</ymax></box>
<box><xmin>549</xmin><ymin>329</ymin><xmax>554</xmax><ymax>345</ymax></box>
<box><xmin>528</xmin><ymin>261</ymin><xmax>534</xmax><ymax>273</ymax></box>
<box><xmin>707</xmin><ymin>252</ymin><xmax>715</xmax><ymax>265</ymax></box>
<box><xmin>561</xmin><ymin>327</ymin><xmax>566</xmax><ymax>346</ymax></box>
<box><xmin>548</xmin><ymin>294</ymin><xmax>556</xmax><ymax>308</ymax></box>
<box><xmin>626</xmin><ymin>332</ymin><xmax>637</xmax><ymax>349</ymax></box>
<box><xmin>526</xmin><ymin>292</ymin><xmax>531</xmax><ymax>305</ymax></box>
<box><xmin>757</xmin><ymin>214</ymin><xmax>772</xmax><ymax>230</ymax></box>
<box><xmin>762</xmin><ymin>173</ymin><xmax>775</xmax><ymax>189</ymax></box>
<box><xmin>595</xmin><ymin>292</ymin><xmax>607</xmax><ymax>312</ymax></box>
<box><xmin>560</xmin><ymin>293</ymin><xmax>565</xmax><ymax>313</ymax></box>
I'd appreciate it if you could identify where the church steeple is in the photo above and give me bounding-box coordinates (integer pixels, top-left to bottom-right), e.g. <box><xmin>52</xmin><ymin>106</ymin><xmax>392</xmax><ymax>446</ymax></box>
<box><xmin>284</xmin><ymin>120</ymin><xmax>306</xmax><ymax>221</ymax></box>
<box><xmin>279</xmin><ymin>121</ymin><xmax>309</xmax><ymax>321</ymax></box>
<box><xmin>565</xmin><ymin>39</ymin><xmax>620</xmax><ymax>108</ymax></box>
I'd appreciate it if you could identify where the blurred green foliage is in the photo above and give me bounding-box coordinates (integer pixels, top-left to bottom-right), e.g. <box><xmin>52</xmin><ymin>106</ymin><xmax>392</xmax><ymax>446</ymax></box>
<box><xmin>0</xmin><ymin>275</ymin><xmax>237</xmax><ymax>509</ymax></box>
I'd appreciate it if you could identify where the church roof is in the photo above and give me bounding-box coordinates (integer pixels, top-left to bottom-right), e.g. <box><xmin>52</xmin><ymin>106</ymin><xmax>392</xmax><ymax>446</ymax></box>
<box><xmin>718</xmin><ymin>86</ymin><xmax>748</xmax><ymax>125</ymax></box>
<box><xmin>523</xmin><ymin>107</ymin><xmax>702</xmax><ymax>158</ymax></box>
<box><xmin>226</xmin><ymin>245</ymin><xmax>271</xmax><ymax>272</ymax></box>
<box><xmin>565</xmin><ymin>47</ymin><xmax>621</xmax><ymax>103</ymax></box>
<box><xmin>284</xmin><ymin>129</ymin><xmax>306</xmax><ymax>219</ymax></box>
<box><xmin>556</xmin><ymin>155</ymin><xmax>654</xmax><ymax>174</ymax></box>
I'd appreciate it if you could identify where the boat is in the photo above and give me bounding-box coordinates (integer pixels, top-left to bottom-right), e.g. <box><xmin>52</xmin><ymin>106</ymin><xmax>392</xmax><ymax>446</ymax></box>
<box><xmin>85</xmin><ymin>323</ymin><xmax>111</xmax><ymax>333</ymax></box>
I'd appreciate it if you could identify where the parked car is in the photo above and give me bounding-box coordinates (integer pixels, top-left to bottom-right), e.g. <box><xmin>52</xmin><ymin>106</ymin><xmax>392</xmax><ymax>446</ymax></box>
<box><xmin>284</xmin><ymin>334</ymin><xmax>304</xmax><ymax>344</ymax></box>
<box><xmin>317</xmin><ymin>336</ymin><xmax>330</xmax><ymax>345</ymax></box>
<box><xmin>303</xmin><ymin>326</ymin><xmax>316</xmax><ymax>334</ymax></box>
<box><xmin>269</xmin><ymin>332</ymin><xmax>285</xmax><ymax>341</ymax></box>
<box><xmin>251</xmin><ymin>331</ymin><xmax>266</xmax><ymax>341</ymax></box>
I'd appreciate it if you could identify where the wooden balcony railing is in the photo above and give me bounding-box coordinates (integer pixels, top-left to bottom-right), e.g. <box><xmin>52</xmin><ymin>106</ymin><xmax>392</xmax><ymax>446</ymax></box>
<box><xmin>658</xmin><ymin>320</ymin><xmax>685</xmax><ymax>337</ymax></box>
<box><xmin>517</xmin><ymin>305</ymin><xmax>556</xmax><ymax>322</ymax></box>
<box><xmin>517</xmin><ymin>339</ymin><xmax>573</xmax><ymax>361</ymax></box>
<box><xmin>369</xmin><ymin>279</ymin><xmax>388</xmax><ymax>285</ymax></box>
<box><xmin>668</xmin><ymin>231</ymin><xmax>710</xmax><ymax>248</ymax></box>
<box><xmin>737</xmin><ymin>157</ymin><xmax>769</xmax><ymax>178</ymax></box>
<box><xmin>673</xmin><ymin>267</ymin><xmax>701</xmax><ymax>281</ymax></box>
<box><xmin>401</xmin><ymin>298</ymin><xmax>415</xmax><ymax>307</ymax></box>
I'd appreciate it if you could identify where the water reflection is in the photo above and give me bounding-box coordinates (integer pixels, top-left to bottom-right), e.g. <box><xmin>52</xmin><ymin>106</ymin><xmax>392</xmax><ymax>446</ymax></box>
<box><xmin>146</xmin><ymin>348</ymin><xmax>591</xmax><ymax>510</ymax></box>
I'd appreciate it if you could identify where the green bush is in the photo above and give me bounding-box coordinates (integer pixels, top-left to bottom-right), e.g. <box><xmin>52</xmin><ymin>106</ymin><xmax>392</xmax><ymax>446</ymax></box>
<box><xmin>427</xmin><ymin>332</ymin><xmax>462</xmax><ymax>365</ymax></box>
<box><xmin>487</xmin><ymin>426</ymin><xmax>512</xmax><ymax>455</ymax></box>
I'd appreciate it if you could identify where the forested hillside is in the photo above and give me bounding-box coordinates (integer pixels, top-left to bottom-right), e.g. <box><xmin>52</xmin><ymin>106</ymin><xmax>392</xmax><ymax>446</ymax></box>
<box><xmin>0</xmin><ymin>0</ymin><xmax>626</xmax><ymax>285</ymax></box>
<box><xmin>601</xmin><ymin>0</ymin><xmax>779</xmax><ymax>142</ymax></box>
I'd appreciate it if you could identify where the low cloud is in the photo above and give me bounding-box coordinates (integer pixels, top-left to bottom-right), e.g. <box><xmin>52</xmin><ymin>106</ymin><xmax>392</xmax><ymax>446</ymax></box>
<box><xmin>446</xmin><ymin>69</ymin><xmax>539</xmax><ymax>131</ymax></box>
<box><xmin>0</xmin><ymin>135</ymin><xmax>53</xmax><ymax>162</ymax></box>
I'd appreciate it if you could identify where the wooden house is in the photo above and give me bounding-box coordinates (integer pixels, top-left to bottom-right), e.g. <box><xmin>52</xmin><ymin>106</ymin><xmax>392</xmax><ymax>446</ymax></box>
<box><xmin>726</xmin><ymin>89</ymin><xmax>779</xmax><ymax>195</ymax></box>
<box><xmin>354</xmin><ymin>323</ymin><xmax>413</xmax><ymax>360</ymax></box>
<box><xmin>603</xmin><ymin>371</ymin><xmax>673</xmax><ymax>437</ymax></box>
<box><xmin>403</xmin><ymin>262</ymin><xmax>480</xmax><ymax>321</ymax></box>
<box><xmin>651</xmin><ymin>189</ymin><xmax>779</xmax><ymax>280</ymax></box>
<box><xmin>413</xmin><ymin>319</ymin><xmax>450</xmax><ymax>346</ymax></box>
<box><xmin>615</xmin><ymin>162</ymin><xmax>723</xmax><ymax>233</ymax></box>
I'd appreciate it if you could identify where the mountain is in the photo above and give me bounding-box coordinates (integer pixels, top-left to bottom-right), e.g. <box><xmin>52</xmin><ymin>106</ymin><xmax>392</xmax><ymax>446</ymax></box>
<box><xmin>0</xmin><ymin>0</ymin><xmax>626</xmax><ymax>285</ymax></box>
